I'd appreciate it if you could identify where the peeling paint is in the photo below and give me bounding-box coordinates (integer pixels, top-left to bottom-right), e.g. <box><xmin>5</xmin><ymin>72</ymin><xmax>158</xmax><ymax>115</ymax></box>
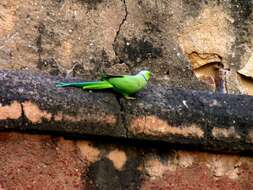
<box><xmin>239</xmin><ymin>75</ymin><xmax>253</xmax><ymax>95</ymax></box>
<box><xmin>143</xmin><ymin>151</ymin><xmax>195</xmax><ymax>179</ymax></box>
<box><xmin>188</xmin><ymin>52</ymin><xmax>222</xmax><ymax>69</ymax></box>
<box><xmin>178</xmin><ymin>6</ymin><xmax>235</xmax><ymax>59</ymax></box>
<box><xmin>106</xmin><ymin>149</ymin><xmax>127</xmax><ymax>170</ymax></box>
<box><xmin>237</xmin><ymin>53</ymin><xmax>253</xmax><ymax>95</ymax></box>
<box><xmin>142</xmin><ymin>150</ymin><xmax>252</xmax><ymax>184</ymax></box>
<box><xmin>212</xmin><ymin>127</ymin><xmax>240</xmax><ymax>139</ymax></box>
<box><xmin>141</xmin><ymin>151</ymin><xmax>248</xmax><ymax>190</ymax></box>
<box><xmin>0</xmin><ymin>101</ymin><xmax>22</xmax><ymax>120</ymax></box>
<box><xmin>144</xmin><ymin>158</ymin><xmax>169</xmax><ymax>179</ymax></box>
<box><xmin>22</xmin><ymin>101</ymin><xmax>52</xmax><ymax>124</ymax></box>
<box><xmin>77</xmin><ymin>141</ymin><xmax>101</xmax><ymax>163</ymax></box>
<box><xmin>238</xmin><ymin>54</ymin><xmax>253</xmax><ymax>79</ymax></box>
<box><xmin>130</xmin><ymin>116</ymin><xmax>204</xmax><ymax>138</ymax></box>
<box><xmin>206</xmin><ymin>155</ymin><xmax>241</xmax><ymax>179</ymax></box>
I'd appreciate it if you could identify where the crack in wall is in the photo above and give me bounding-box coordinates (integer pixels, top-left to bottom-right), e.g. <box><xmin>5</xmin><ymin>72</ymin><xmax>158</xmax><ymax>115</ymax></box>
<box><xmin>112</xmin><ymin>0</ymin><xmax>128</xmax><ymax>65</ymax></box>
<box><xmin>112</xmin><ymin>0</ymin><xmax>130</xmax><ymax>137</ymax></box>
<box><xmin>115</xmin><ymin>96</ymin><xmax>129</xmax><ymax>138</ymax></box>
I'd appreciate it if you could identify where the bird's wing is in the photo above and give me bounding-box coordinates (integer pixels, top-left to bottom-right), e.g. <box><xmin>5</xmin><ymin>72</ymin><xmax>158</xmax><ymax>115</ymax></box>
<box><xmin>108</xmin><ymin>75</ymin><xmax>147</xmax><ymax>95</ymax></box>
<box><xmin>100</xmin><ymin>73</ymin><xmax>125</xmax><ymax>80</ymax></box>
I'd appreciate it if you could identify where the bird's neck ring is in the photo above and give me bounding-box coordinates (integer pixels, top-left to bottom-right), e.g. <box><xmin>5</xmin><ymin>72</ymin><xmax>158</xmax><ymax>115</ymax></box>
<box><xmin>141</xmin><ymin>74</ymin><xmax>148</xmax><ymax>82</ymax></box>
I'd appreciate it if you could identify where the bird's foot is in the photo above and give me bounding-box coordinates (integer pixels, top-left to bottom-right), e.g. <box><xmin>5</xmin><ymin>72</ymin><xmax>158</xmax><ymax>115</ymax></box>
<box><xmin>124</xmin><ymin>95</ymin><xmax>136</xmax><ymax>100</ymax></box>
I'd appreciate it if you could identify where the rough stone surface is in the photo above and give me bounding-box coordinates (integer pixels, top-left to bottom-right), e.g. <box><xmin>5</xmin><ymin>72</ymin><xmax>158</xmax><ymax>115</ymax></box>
<box><xmin>125</xmin><ymin>82</ymin><xmax>253</xmax><ymax>153</ymax></box>
<box><xmin>1</xmin><ymin>70</ymin><xmax>253</xmax><ymax>153</ymax></box>
<box><xmin>0</xmin><ymin>70</ymin><xmax>124</xmax><ymax>138</ymax></box>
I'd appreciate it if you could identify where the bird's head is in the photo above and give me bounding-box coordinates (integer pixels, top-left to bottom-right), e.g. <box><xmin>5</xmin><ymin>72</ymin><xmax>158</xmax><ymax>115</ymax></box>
<box><xmin>139</xmin><ymin>70</ymin><xmax>151</xmax><ymax>81</ymax></box>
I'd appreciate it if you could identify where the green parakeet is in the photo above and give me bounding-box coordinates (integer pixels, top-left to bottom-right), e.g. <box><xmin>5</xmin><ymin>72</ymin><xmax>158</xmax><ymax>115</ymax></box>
<box><xmin>56</xmin><ymin>70</ymin><xmax>151</xmax><ymax>99</ymax></box>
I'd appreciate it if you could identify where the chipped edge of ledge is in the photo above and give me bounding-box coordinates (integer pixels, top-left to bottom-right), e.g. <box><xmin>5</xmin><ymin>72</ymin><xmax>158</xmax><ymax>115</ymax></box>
<box><xmin>129</xmin><ymin>116</ymin><xmax>204</xmax><ymax>138</ymax></box>
<box><xmin>0</xmin><ymin>101</ymin><xmax>253</xmax><ymax>150</ymax></box>
<box><xmin>0</xmin><ymin>101</ymin><xmax>117</xmax><ymax>126</ymax></box>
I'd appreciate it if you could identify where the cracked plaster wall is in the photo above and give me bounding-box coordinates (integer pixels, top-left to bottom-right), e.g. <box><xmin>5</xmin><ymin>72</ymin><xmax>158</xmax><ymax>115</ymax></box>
<box><xmin>1</xmin><ymin>0</ymin><xmax>253</xmax><ymax>92</ymax></box>
<box><xmin>1</xmin><ymin>0</ymin><xmax>253</xmax><ymax>189</ymax></box>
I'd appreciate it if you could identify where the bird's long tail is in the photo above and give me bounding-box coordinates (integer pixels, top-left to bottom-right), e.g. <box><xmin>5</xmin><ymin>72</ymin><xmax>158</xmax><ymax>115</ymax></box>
<box><xmin>56</xmin><ymin>81</ymin><xmax>113</xmax><ymax>90</ymax></box>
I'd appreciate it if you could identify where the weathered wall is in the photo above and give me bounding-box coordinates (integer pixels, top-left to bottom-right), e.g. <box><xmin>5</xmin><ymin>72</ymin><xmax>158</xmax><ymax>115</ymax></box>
<box><xmin>0</xmin><ymin>132</ymin><xmax>253</xmax><ymax>190</ymax></box>
<box><xmin>1</xmin><ymin>0</ymin><xmax>253</xmax><ymax>93</ymax></box>
<box><xmin>1</xmin><ymin>0</ymin><xmax>253</xmax><ymax>189</ymax></box>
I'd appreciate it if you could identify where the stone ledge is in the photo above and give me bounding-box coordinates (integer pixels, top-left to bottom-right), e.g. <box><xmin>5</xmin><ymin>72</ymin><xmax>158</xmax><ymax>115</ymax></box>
<box><xmin>0</xmin><ymin>70</ymin><xmax>253</xmax><ymax>153</ymax></box>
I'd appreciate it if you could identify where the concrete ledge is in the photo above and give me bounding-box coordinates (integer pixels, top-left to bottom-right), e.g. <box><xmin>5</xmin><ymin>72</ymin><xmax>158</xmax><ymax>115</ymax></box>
<box><xmin>0</xmin><ymin>70</ymin><xmax>253</xmax><ymax>153</ymax></box>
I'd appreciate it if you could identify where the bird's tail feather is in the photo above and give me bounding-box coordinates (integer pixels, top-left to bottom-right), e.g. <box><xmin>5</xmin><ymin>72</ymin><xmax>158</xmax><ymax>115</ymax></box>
<box><xmin>56</xmin><ymin>81</ymin><xmax>113</xmax><ymax>90</ymax></box>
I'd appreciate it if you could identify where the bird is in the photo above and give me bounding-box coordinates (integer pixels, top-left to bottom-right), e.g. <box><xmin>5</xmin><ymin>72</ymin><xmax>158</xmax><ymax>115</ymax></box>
<box><xmin>56</xmin><ymin>70</ymin><xmax>151</xmax><ymax>99</ymax></box>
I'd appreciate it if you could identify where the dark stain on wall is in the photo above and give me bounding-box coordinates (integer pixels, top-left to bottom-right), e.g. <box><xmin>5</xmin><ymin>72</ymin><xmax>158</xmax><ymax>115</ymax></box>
<box><xmin>86</xmin><ymin>154</ymin><xmax>142</xmax><ymax>190</ymax></box>
<box><xmin>35</xmin><ymin>23</ymin><xmax>62</xmax><ymax>76</ymax></box>
<box><xmin>121</xmin><ymin>38</ymin><xmax>162</xmax><ymax>66</ymax></box>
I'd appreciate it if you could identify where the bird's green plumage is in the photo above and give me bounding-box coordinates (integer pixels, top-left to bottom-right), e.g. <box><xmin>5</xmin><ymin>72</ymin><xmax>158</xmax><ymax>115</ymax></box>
<box><xmin>56</xmin><ymin>81</ymin><xmax>113</xmax><ymax>89</ymax></box>
<box><xmin>56</xmin><ymin>70</ymin><xmax>151</xmax><ymax>99</ymax></box>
